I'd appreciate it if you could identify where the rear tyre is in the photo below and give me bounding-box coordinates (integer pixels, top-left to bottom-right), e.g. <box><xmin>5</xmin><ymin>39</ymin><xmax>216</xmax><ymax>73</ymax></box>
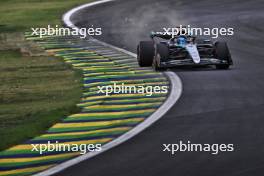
<box><xmin>214</xmin><ymin>41</ymin><xmax>232</xmax><ymax>69</ymax></box>
<box><xmin>153</xmin><ymin>43</ymin><xmax>169</xmax><ymax>71</ymax></box>
<box><xmin>137</xmin><ymin>41</ymin><xmax>154</xmax><ymax>67</ymax></box>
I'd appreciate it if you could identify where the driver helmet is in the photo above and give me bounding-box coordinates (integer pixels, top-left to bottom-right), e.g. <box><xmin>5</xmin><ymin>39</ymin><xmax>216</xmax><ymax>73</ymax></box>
<box><xmin>177</xmin><ymin>36</ymin><xmax>187</xmax><ymax>46</ymax></box>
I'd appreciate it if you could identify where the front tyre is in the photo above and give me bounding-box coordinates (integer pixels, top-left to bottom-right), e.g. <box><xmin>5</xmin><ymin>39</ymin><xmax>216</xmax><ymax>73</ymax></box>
<box><xmin>137</xmin><ymin>41</ymin><xmax>154</xmax><ymax>67</ymax></box>
<box><xmin>214</xmin><ymin>41</ymin><xmax>232</xmax><ymax>69</ymax></box>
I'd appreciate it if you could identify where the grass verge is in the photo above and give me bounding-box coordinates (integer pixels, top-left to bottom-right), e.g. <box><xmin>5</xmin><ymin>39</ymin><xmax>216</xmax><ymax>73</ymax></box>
<box><xmin>0</xmin><ymin>0</ymin><xmax>93</xmax><ymax>33</ymax></box>
<box><xmin>0</xmin><ymin>0</ymin><xmax>94</xmax><ymax>150</ymax></box>
<box><xmin>0</xmin><ymin>50</ymin><xmax>83</xmax><ymax>150</ymax></box>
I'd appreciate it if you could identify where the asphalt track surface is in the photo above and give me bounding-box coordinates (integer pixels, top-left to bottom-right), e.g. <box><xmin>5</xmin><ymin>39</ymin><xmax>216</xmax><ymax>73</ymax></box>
<box><xmin>57</xmin><ymin>0</ymin><xmax>264</xmax><ymax>175</ymax></box>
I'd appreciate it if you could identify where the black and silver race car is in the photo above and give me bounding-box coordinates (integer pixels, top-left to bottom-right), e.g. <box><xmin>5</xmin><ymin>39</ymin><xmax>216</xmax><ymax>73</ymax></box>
<box><xmin>137</xmin><ymin>32</ymin><xmax>233</xmax><ymax>70</ymax></box>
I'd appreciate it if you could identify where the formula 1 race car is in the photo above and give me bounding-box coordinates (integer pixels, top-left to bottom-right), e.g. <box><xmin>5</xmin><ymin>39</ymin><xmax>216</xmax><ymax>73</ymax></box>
<box><xmin>137</xmin><ymin>32</ymin><xmax>233</xmax><ymax>70</ymax></box>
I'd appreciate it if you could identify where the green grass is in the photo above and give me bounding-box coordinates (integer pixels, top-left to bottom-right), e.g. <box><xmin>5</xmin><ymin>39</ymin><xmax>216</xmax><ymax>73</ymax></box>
<box><xmin>0</xmin><ymin>0</ymin><xmax>95</xmax><ymax>150</ymax></box>
<box><xmin>0</xmin><ymin>0</ymin><xmax>93</xmax><ymax>33</ymax></box>
<box><xmin>0</xmin><ymin>50</ymin><xmax>82</xmax><ymax>150</ymax></box>
<box><xmin>0</xmin><ymin>0</ymin><xmax>94</xmax><ymax>150</ymax></box>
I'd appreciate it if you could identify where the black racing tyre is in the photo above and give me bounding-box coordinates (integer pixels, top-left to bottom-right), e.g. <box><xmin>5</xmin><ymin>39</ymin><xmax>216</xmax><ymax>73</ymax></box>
<box><xmin>214</xmin><ymin>41</ymin><xmax>232</xmax><ymax>69</ymax></box>
<box><xmin>153</xmin><ymin>43</ymin><xmax>169</xmax><ymax>71</ymax></box>
<box><xmin>137</xmin><ymin>41</ymin><xmax>154</xmax><ymax>67</ymax></box>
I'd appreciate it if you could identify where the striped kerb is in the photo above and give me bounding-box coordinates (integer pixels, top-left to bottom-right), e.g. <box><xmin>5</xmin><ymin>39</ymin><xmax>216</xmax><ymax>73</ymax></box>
<box><xmin>0</xmin><ymin>34</ymin><xmax>170</xmax><ymax>176</ymax></box>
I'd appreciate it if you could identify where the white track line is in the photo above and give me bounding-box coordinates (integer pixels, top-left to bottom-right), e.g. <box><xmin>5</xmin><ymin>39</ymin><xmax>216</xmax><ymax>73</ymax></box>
<box><xmin>34</xmin><ymin>0</ymin><xmax>183</xmax><ymax>175</ymax></box>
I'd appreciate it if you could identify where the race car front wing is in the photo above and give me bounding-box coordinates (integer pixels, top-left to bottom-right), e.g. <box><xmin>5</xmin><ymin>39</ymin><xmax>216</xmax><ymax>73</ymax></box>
<box><xmin>160</xmin><ymin>58</ymin><xmax>228</xmax><ymax>67</ymax></box>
